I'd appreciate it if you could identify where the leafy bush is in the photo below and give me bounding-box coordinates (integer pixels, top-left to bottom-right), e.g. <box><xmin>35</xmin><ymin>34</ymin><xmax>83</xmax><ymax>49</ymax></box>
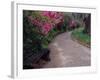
<box><xmin>23</xmin><ymin>10</ymin><xmax>66</xmax><ymax>55</ymax></box>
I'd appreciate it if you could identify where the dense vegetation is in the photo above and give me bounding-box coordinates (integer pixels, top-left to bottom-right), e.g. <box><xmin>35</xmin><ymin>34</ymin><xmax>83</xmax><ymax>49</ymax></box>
<box><xmin>72</xmin><ymin>28</ymin><xmax>90</xmax><ymax>47</ymax></box>
<box><xmin>23</xmin><ymin>10</ymin><xmax>91</xmax><ymax>69</ymax></box>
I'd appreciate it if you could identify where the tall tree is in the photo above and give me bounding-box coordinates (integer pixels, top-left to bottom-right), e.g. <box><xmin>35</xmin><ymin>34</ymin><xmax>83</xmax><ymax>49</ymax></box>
<box><xmin>83</xmin><ymin>14</ymin><xmax>91</xmax><ymax>35</ymax></box>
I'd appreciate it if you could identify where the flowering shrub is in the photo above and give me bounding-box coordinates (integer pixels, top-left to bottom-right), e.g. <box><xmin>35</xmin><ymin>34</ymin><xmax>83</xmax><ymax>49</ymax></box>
<box><xmin>41</xmin><ymin>23</ymin><xmax>52</xmax><ymax>35</ymax></box>
<box><xmin>28</xmin><ymin>11</ymin><xmax>64</xmax><ymax>35</ymax></box>
<box><xmin>69</xmin><ymin>20</ymin><xmax>77</xmax><ymax>28</ymax></box>
<box><xmin>23</xmin><ymin>10</ymin><xmax>89</xmax><ymax>69</ymax></box>
<box><xmin>68</xmin><ymin>20</ymin><xmax>80</xmax><ymax>30</ymax></box>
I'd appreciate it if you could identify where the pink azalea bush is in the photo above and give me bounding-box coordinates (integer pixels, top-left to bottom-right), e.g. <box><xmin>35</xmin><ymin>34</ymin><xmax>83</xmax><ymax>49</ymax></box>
<box><xmin>41</xmin><ymin>23</ymin><xmax>52</xmax><ymax>35</ymax></box>
<box><xmin>28</xmin><ymin>11</ymin><xmax>64</xmax><ymax>35</ymax></box>
<box><xmin>69</xmin><ymin>20</ymin><xmax>77</xmax><ymax>28</ymax></box>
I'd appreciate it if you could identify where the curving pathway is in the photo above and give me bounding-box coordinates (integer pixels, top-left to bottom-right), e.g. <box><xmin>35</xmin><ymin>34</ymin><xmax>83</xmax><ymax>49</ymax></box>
<box><xmin>43</xmin><ymin>32</ymin><xmax>90</xmax><ymax>68</ymax></box>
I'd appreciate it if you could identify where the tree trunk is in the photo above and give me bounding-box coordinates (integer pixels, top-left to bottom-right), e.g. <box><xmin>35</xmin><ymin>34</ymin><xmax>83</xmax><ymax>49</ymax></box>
<box><xmin>83</xmin><ymin>14</ymin><xmax>91</xmax><ymax>35</ymax></box>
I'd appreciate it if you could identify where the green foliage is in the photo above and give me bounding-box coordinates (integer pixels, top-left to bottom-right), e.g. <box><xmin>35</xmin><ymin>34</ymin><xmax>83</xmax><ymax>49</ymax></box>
<box><xmin>31</xmin><ymin>11</ymin><xmax>49</xmax><ymax>22</ymax></box>
<box><xmin>72</xmin><ymin>28</ymin><xmax>90</xmax><ymax>45</ymax></box>
<box><xmin>23</xmin><ymin>10</ymin><xmax>90</xmax><ymax>54</ymax></box>
<box><xmin>23</xmin><ymin>10</ymin><xmax>61</xmax><ymax>53</ymax></box>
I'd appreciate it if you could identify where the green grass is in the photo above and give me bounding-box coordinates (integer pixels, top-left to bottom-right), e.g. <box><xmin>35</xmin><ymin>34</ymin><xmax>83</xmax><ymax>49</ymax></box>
<box><xmin>72</xmin><ymin>27</ymin><xmax>91</xmax><ymax>45</ymax></box>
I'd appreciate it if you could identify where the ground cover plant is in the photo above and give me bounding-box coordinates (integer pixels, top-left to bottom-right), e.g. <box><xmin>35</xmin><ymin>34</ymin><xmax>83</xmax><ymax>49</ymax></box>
<box><xmin>72</xmin><ymin>27</ymin><xmax>91</xmax><ymax>47</ymax></box>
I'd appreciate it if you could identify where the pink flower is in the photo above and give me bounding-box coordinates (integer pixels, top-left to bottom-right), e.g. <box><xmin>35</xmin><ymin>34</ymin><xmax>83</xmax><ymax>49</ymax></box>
<box><xmin>69</xmin><ymin>20</ymin><xmax>77</xmax><ymax>27</ymax></box>
<box><xmin>28</xmin><ymin>11</ymin><xmax>64</xmax><ymax>35</ymax></box>
<box><xmin>42</xmin><ymin>23</ymin><xmax>52</xmax><ymax>35</ymax></box>
<box><xmin>42</xmin><ymin>11</ymin><xmax>60</xmax><ymax>19</ymax></box>
<box><xmin>28</xmin><ymin>16</ymin><xmax>33</xmax><ymax>21</ymax></box>
<box><xmin>49</xmin><ymin>12</ymin><xmax>57</xmax><ymax>18</ymax></box>
<box><xmin>42</xmin><ymin>11</ymin><xmax>50</xmax><ymax>17</ymax></box>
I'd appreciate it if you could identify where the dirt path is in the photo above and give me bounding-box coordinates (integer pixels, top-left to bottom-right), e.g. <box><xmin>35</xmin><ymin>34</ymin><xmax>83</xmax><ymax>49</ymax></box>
<box><xmin>43</xmin><ymin>32</ymin><xmax>90</xmax><ymax>68</ymax></box>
